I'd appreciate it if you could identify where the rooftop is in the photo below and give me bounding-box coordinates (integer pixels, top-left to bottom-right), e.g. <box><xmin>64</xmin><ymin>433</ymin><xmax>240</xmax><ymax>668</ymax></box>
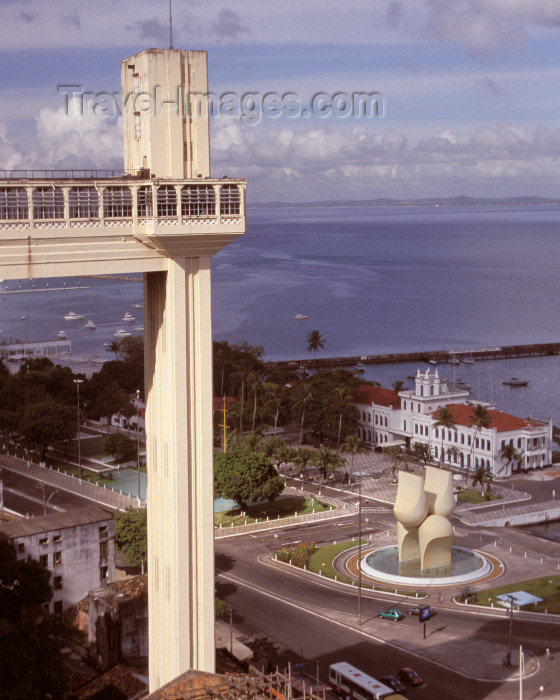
<box><xmin>0</xmin><ymin>505</ymin><xmax>113</xmax><ymax>539</ymax></box>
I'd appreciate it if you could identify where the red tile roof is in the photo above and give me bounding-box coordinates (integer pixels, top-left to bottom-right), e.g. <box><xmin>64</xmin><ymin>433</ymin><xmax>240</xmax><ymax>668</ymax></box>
<box><xmin>355</xmin><ymin>385</ymin><xmax>401</xmax><ymax>409</ymax></box>
<box><xmin>431</xmin><ymin>404</ymin><xmax>547</xmax><ymax>433</ymax></box>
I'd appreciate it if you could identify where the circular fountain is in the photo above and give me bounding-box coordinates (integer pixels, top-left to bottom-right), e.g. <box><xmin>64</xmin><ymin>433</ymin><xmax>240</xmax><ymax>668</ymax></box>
<box><xmin>361</xmin><ymin>544</ymin><xmax>492</xmax><ymax>587</ymax></box>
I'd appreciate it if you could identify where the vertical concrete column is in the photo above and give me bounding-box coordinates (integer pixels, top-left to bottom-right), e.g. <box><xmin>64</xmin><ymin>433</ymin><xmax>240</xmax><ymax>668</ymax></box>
<box><xmin>144</xmin><ymin>255</ymin><xmax>215</xmax><ymax>690</ymax></box>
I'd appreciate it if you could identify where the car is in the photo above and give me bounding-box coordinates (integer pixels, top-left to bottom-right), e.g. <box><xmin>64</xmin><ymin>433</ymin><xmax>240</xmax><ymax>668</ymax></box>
<box><xmin>378</xmin><ymin>608</ymin><xmax>404</xmax><ymax>621</ymax></box>
<box><xmin>397</xmin><ymin>667</ymin><xmax>423</xmax><ymax>687</ymax></box>
<box><xmin>408</xmin><ymin>604</ymin><xmax>434</xmax><ymax>619</ymax></box>
<box><xmin>380</xmin><ymin>675</ymin><xmax>407</xmax><ymax>694</ymax></box>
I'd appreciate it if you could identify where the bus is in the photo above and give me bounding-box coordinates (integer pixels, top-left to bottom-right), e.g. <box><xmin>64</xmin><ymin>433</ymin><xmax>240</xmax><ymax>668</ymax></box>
<box><xmin>328</xmin><ymin>662</ymin><xmax>397</xmax><ymax>700</ymax></box>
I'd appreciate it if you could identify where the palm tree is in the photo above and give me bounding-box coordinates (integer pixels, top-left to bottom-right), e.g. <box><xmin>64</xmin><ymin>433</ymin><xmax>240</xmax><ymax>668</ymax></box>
<box><xmin>231</xmin><ymin>357</ymin><xmax>252</xmax><ymax>434</ymax></box>
<box><xmin>293</xmin><ymin>386</ymin><xmax>313</xmax><ymax>446</ymax></box>
<box><xmin>432</xmin><ymin>406</ymin><xmax>457</xmax><ymax>468</ymax></box>
<box><xmin>498</xmin><ymin>442</ymin><xmax>523</xmax><ymax>477</ymax></box>
<box><xmin>262</xmin><ymin>381</ymin><xmax>283</xmax><ymax>432</ymax></box>
<box><xmin>313</xmin><ymin>444</ymin><xmax>344</xmax><ymax>486</ymax></box>
<box><xmin>293</xmin><ymin>447</ymin><xmax>315</xmax><ymax>479</ymax></box>
<box><xmin>341</xmin><ymin>433</ymin><xmax>367</xmax><ymax>480</ymax></box>
<box><xmin>333</xmin><ymin>386</ymin><xmax>353</xmax><ymax>450</ymax></box>
<box><xmin>392</xmin><ymin>380</ymin><xmax>405</xmax><ymax>393</ymax></box>
<box><xmin>306</xmin><ymin>330</ymin><xmax>325</xmax><ymax>373</ymax></box>
<box><xmin>472</xmin><ymin>463</ymin><xmax>493</xmax><ymax>498</ymax></box>
<box><xmin>246</xmin><ymin>370</ymin><xmax>263</xmax><ymax>433</ymax></box>
<box><xmin>106</xmin><ymin>340</ymin><xmax>121</xmax><ymax>362</ymax></box>
<box><xmin>468</xmin><ymin>404</ymin><xmax>492</xmax><ymax>484</ymax></box>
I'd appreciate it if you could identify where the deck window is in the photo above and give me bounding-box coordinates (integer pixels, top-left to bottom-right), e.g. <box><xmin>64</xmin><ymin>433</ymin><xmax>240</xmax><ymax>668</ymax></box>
<box><xmin>137</xmin><ymin>186</ymin><xmax>153</xmax><ymax>217</ymax></box>
<box><xmin>103</xmin><ymin>187</ymin><xmax>132</xmax><ymax>218</ymax></box>
<box><xmin>220</xmin><ymin>184</ymin><xmax>240</xmax><ymax>215</ymax></box>
<box><xmin>157</xmin><ymin>185</ymin><xmax>177</xmax><ymax>217</ymax></box>
<box><xmin>181</xmin><ymin>185</ymin><xmax>216</xmax><ymax>217</ymax></box>
<box><xmin>32</xmin><ymin>187</ymin><xmax>64</xmax><ymax>219</ymax></box>
<box><xmin>0</xmin><ymin>187</ymin><xmax>28</xmax><ymax>219</ymax></box>
<box><xmin>69</xmin><ymin>187</ymin><xmax>99</xmax><ymax>219</ymax></box>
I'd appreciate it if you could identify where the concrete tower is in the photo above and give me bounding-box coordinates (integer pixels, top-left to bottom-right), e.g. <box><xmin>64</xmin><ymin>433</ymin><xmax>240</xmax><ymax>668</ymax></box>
<box><xmin>0</xmin><ymin>47</ymin><xmax>246</xmax><ymax>692</ymax></box>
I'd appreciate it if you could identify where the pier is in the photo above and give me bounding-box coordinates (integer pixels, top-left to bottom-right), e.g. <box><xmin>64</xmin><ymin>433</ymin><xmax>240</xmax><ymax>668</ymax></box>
<box><xmin>268</xmin><ymin>341</ymin><xmax>560</xmax><ymax>371</ymax></box>
<box><xmin>0</xmin><ymin>338</ymin><xmax>71</xmax><ymax>361</ymax></box>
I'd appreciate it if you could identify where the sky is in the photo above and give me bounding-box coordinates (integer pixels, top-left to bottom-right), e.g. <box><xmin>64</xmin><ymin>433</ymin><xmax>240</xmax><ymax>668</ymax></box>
<box><xmin>2</xmin><ymin>0</ymin><xmax>560</xmax><ymax>202</ymax></box>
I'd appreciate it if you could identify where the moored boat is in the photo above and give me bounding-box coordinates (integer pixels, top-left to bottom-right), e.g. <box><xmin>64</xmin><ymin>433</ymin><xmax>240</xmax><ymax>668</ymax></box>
<box><xmin>503</xmin><ymin>377</ymin><xmax>529</xmax><ymax>386</ymax></box>
<box><xmin>56</xmin><ymin>330</ymin><xmax>67</xmax><ymax>339</ymax></box>
<box><xmin>84</xmin><ymin>320</ymin><xmax>96</xmax><ymax>329</ymax></box>
<box><xmin>64</xmin><ymin>311</ymin><xmax>83</xmax><ymax>321</ymax></box>
<box><xmin>294</xmin><ymin>313</ymin><xmax>308</xmax><ymax>320</ymax></box>
<box><xmin>122</xmin><ymin>312</ymin><xmax>135</xmax><ymax>322</ymax></box>
<box><xmin>114</xmin><ymin>329</ymin><xmax>132</xmax><ymax>338</ymax></box>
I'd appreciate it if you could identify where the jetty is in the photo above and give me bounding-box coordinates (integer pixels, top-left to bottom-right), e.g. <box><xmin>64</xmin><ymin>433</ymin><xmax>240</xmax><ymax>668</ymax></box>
<box><xmin>268</xmin><ymin>341</ymin><xmax>560</xmax><ymax>371</ymax></box>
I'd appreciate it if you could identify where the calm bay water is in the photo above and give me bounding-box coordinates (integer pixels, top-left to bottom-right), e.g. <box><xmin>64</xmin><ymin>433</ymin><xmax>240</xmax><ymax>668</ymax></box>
<box><xmin>1</xmin><ymin>204</ymin><xmax>560</xmax><ymax>425</ymax></box>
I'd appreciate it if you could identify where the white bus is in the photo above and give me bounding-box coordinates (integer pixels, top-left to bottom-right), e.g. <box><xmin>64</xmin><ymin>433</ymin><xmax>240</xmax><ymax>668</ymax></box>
<box><xmin>328</xmin><ymin>662</ymin><xmax>397</xmax><ymax>700</ymax></box>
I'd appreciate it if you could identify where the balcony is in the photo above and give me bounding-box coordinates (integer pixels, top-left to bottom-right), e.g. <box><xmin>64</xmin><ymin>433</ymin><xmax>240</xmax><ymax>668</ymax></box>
<box><xmin>0</xmin><ymin>171</ymin><xmax>247</xmax><ymax>276</ymax></box>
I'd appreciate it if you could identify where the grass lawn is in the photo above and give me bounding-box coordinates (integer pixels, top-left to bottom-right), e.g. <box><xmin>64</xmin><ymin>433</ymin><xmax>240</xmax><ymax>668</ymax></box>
<box><xmin>307</xmin><ymin>540</ymin><xmax>360</xmax><ymax>583</ymax></box>
<box><xmin>214</xmin><ymin>495</ymin><xmax>332</xmax><ymax>527</ymax></box>
<box><xmin>476</xmin><ymin>575</ymin><xmax>560</xmax><ymax>614</ymax></box>
<box><xmin>457</xmin><ymin>488</ymin><xmax>499</xmax><ymax>504</ymax></box>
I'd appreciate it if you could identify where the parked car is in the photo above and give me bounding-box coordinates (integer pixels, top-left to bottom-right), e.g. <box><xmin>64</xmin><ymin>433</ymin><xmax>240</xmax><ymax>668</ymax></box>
<box><xmin>380</xmin><ymin>675</ymin><xmax>407</xmax><ymax>693</ymax></box>
<box><xmin>398</xmin><ymin>667</ymin><xmax>423</xmax><ymax>686</ymax></box>
<box><xmin>378</xmin><ymin>608</ymin><xmax>404</xmax><ymax>621</ymax></box>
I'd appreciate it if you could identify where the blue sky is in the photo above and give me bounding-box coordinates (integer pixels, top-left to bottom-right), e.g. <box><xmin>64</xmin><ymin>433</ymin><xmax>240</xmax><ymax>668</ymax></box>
<box><xmin>2</xmin><ymin>0</ymin><xmax>560</xmax><ymax>202</ymax></box>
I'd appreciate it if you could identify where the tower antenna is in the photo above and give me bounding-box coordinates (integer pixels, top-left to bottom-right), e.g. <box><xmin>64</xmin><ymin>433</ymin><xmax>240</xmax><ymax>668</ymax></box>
<box><xmin>169</xmin><ymin>0</ymin><xmax>173</xmax><ymax>49</ymax></box>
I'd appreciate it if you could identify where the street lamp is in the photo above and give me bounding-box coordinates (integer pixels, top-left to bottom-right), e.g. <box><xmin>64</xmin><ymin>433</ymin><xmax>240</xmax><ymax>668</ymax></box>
<box><xmin>74</xmin><ymin>379</ymin><xmax>83</xmax><ymax>480</ymax></box>
<box><xmin>504</xmin><ymin>594</ymin><xmax>515</xmax><ymax>667</ymax></box>
<box><xmin>136</xmin><ymin>389</ymin><xmax>141</xmax><ymax>502</ymax></box>
<box><xmin>358</xmin><ymin>472</ymin><xmax>362</xmax><ymax>625</ymax></box>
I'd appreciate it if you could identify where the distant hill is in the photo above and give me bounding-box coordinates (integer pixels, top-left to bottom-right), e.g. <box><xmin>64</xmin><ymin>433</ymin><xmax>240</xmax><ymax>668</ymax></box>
<box><xmin>250</xmin><ymin>196</ymin><xmax>560</xmax><ymax>209</ymax></box>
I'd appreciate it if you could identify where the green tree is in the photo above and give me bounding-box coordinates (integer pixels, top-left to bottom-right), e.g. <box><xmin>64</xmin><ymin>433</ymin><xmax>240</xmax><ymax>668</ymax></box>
<box><xmin>341</xmin><ymin>433</ymin><xmax>367</xmax><ymax>479</ymax></box>
<box><xmin>413</xmin><ymin>441</ymin><xmax>432</xmax><ymax>466</ymax></box>
<box><xmin>333</xmin><ymin>386</ymin><xmax>353</xmax><ymax>450</ymax></box>
<box><xmin>392</xmin><ymin>380</ymin><xmax>405</xmax><ymax>392</ymax></box>
<box><xmin>306</xmin><ymin>329</ymin><xmax>325</xmax><ymax>372</ymax></box>
<box><xmin>105</xmin><ymin>433</ymin><xmax>137</xmax><ymax>464</ymax></box>
<box><xmin>498</xmin><ymin>442</ymin><xmax>523</xmax><ymax>477</ymax></box>
<box><xmin>262</xmin><ymin>381</ymin><xmax>284</xmax><ymax>431</ymax></box>
<box><xmin>313</xmin><ymin>445</ymin><xmax>345</xmax><ymax>485</ymax></box>
<box><xmin>114</xmin><ymin>507</ymin><xmax>148</xmax><ymax>567</ymax></box>
<box><xmin>0</xmin><ymin>539</ymin><xmax>76</xmax><ymax>699</ymax></box>
<box><xmin>432</xmin><ymin>406</ymin><xmax>457</xmax><ymax>468</ymax></box>
<box><xmin>472</xmin><ymin>463</ymin><xmax>493</xmax><ymax>497</ymax></box>
<box><xmin>293</xmin><ymin>447</ymin><xmax>315</xmax><ymax>479</ymax></box>
<box><xmin>468</xmin><ymin>404</ymin><xmax>492</xmax><ymax>483</ymax></box>
<box><xmin>214</xmin><ymin>450</ymin><xmax>284</xmax><ymax>509</ymax></box>
<box><xmin>293</xmin><ymin>385</ymin><xmax>314</xmax><ymax>446</ymax></box>
<box><xmin>215</xmin><ymin>597</ymin><xmax>231</xmax><ymax>617</ymax></box>
<box><xmin>384</xmin><ymin>445</ymin><xmax>405</xmax><ymax>481</ymax></box>
<box><xmin>19</xmin><ymin>400</ymin><xmax>76</xmax><ymax>461</ymax></box>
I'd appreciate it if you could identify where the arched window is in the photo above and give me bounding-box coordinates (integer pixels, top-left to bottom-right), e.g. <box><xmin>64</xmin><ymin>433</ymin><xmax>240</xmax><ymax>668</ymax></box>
<box><xmin>69</xmin><ymin>187</ymin><xmax>99</xmax><ymax>219</ymax></box>
<box><xmin>220</xmin><ymin>184</ymin><xmax>240</xmax><ymax>215</ymax></box>
<box><xmin>33</xmin><ymin>187</ymin><xmax>64</xmax><ymax>219</ymax></box>
<box><xmin>0</xmin><ymin>187</ymin><xmax>28</xmax><ymax>219</ymax></box>
<box><xmin>103</xmin><ymin>187</ymin><xmax>132</xmax><ymax>218</ymax></box>
<box><xmin>181</xmin><ymin>185</ymin><xmax>215</xmax><ymax>217</ymax></box>
<box><xmin>157</xmin><ymin>185</ymin><xmax>177</xmax><ymax>217</ymax></box>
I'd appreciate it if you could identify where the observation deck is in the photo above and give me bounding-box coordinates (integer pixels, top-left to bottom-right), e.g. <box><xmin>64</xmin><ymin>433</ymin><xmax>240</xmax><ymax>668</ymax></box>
<box><xmin>0</xmin><ymin>170</ymin><xmax>246</xmax><ymax>279</ymax></box>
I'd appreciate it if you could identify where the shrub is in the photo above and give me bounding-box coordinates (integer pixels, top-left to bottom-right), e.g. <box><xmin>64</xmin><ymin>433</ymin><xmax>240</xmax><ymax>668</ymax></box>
<box><xmin>276</xmin><ymin>542</ymin><xmax>316</xmax><ymax>568</ymax></box>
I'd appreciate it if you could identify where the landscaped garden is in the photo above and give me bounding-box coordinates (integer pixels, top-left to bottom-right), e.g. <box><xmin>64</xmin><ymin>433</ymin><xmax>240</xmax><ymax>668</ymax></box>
<box><xmin>214</xmin><ymin>495</ymin><xmax>332</xmax><ymax>527</ymax></box>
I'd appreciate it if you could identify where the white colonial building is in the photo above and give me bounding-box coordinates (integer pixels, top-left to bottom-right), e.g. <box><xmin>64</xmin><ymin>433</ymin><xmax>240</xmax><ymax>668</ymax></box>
<box><xmin>355</xmin><ymin>369</ymin><xmax>552</xmax><ymax>477</ymax></box>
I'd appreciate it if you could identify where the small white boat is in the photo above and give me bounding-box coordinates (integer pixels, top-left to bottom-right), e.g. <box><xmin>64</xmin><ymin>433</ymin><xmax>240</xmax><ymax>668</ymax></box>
<box><xmin>123</xmin><ymin>312</ymin><xmax>135</xmax><ymax>322</ymax></box>
<box><xmin>134</xmin><ymin>303</ymin><xmax>144</xmax><ymax>309</ymax></box>
<box><xmin>428</xmin><ymin>359</ymin><xmax>438</xmax><ymax>366</ymax></box>
<box><xmin>114</xmin><ymin>329</ymin><xmax>132</xmax><ymax>338</ymax></box>
<box><xmin>449</xmin><ymin>357</ymin><xmax>460</xmax><ymax>365</ymax></box>
<box><xmin>462</xmin><ymin>355</ymin><xmax>475</xmax><ymax>364</ymax></box>
<box><xmin>64</xmin><ymin>311</ymin><xmax>83</xmax><ymax>321</ymax></box>
<box><xmin>503</xmin><ymin>377</ymin><xmax>529</xmax><ymax>387</ymax></box>
<box><xmin>294</xmin><ymin>314</ymin><xmax>308</xmax><ymax>320</ymax></box>
<box><xmin>134</xmin><ymin>326</ymin><xmax>144</xmax><ymax>332</ymax></box>
<box><xmin>57</xmin><ymin>330</ymin><xmax>67</xmax><ymax>340</ymax></box>
<box><xmin>354</xmin><ymin>361</ymin><xmax>365</xmax><ymax>373</ymax></box>
<box><xmin>84</xmin><ymin>320</ymin><xmax>96</xmax><ymax>329</ymax></box>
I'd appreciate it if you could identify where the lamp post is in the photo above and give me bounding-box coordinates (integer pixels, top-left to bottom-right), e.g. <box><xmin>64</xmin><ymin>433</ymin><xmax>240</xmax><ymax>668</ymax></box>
<box><xmin>358</xmin><ymin>472</ymin><xmax>362</xmax><ymax>625</ymax></box>
<box><xmin>136</xmin><ymin>389</ymin><xmax>141</xmax><ymax>502</ymax></box>
<box><xmin>74</xmin><ymin>379</ymin><xmax>83</xmax><ymax>480</ymax></box>
<box><xmin>504</xmin><ymin>594</ymin><xmax>515</xmax><ymax>666</ymax></box>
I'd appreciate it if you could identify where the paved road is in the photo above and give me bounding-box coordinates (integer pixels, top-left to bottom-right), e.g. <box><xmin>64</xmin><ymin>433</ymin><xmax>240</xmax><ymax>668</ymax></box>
<box><xmin>216</xmin><ymin>508</ymin><xmax>560</xmax><ymax>699</ymax></box>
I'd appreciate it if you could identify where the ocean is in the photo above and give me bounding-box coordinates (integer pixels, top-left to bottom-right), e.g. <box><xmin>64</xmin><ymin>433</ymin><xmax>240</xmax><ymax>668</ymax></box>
<box><xmin>1</xmin><ymin>203</ymin><xmax>560</xmax><ymax>425</ymax></box>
